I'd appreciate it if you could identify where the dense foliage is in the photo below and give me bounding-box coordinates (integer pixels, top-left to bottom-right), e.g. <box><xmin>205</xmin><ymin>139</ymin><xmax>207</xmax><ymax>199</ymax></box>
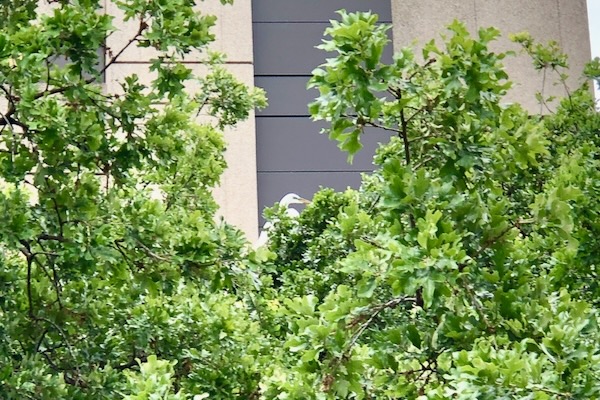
<box><xmin>2</xmin><ymin>2</ymin><xmax>600</xmax><ymax>399</ymax></box>
<box><xmin>258</xmin><ymin>12</ymin><xmax>600</xmax><ymax>399</ymax></box>
<box><xmin>0</xmin><ymin>0</ymin><xmax>266</xmax><ymax>398</ymax></box>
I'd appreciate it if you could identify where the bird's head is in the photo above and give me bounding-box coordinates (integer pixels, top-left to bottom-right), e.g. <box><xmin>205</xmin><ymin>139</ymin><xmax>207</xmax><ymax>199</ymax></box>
<box><xmin>279</xmin><ymin>193</ymin><xmax>310</xmax><ymax>207</ymax></box>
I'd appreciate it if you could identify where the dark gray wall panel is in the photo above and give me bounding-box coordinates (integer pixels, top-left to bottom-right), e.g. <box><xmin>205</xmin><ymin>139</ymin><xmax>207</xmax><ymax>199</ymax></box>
<box><xmin>253</xmin><ymin>23</ymin><xmax>393</xmax><ymax>76</ymax></box>
<box><xmin>256</xmin><ymin>117</ymin><xmax>392</xmax><ymax>172</ymax></box>
<box><xmin>253</xmin><ymin>23</ymin><xmax>335</xmax><ymax>76</ymax></box>
<box><xmin>255</xmin><ymin>76</ymin><xmax>318</xmax><ymax>117</ymax></box>
<box><xmin>252</xmin><ymin>0</ymin><xmax>392</xmax><ymax>23</ymax></box>
<box><xmin>53</xmin><ymin>46</ymin><xmax>105</xmax><ymax>82</ymax></box>
<box><xmin>255</xmin><ymin>76</ymin><xmax>393</xmax><ymax>117</ymax></box>
<box><xmin>253</xmin><ymin>0</ymin><xmax>393</xmax><ymax>227</ymax></box>
<box><xmin>257</xmin><ymin>171</ymin><xmax>368</xmax><ymax>220</ymax></box>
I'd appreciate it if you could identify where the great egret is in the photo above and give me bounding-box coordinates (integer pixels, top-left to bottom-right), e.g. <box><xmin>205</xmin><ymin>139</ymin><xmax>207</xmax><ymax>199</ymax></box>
<box><xmin>255</xmin><ymin>193</ymin><xmax>310</xmax><ymax>248</ymax></box>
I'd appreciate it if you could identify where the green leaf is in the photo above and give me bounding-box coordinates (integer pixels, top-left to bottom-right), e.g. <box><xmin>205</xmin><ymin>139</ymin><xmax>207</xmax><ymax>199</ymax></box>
<box><xmin>422</xmin><ymin>279</ymin><xmax>435</xmax><ymax>309</ymax></box>
<box><xmin>406</xmin><ymin>325</ymin><xmax>421</xmax><ymax>348</ymax></box>
<box><xmin>357</xmin><ymin>277</ymin><xmax>377</xmax><ymax>298</ymax></box>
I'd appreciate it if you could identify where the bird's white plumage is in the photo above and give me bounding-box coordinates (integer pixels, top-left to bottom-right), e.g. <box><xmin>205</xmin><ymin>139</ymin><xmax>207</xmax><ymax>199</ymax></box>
<box><xmin>255</xmin><ymin>193</ymin><xmax>309</xmax><ymax>248</ymax></box>
<box><xmin>278</xmin><ymin>193</ymin><xmax>310</xmax><ymax>208</ymax></box>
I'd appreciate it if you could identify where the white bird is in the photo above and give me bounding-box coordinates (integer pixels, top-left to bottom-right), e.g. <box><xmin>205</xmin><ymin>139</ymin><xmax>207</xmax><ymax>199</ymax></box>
<box><xmin>255</xmin><ymin>193</ymin><xmax>310</xmax><ymax>248</ymax></box>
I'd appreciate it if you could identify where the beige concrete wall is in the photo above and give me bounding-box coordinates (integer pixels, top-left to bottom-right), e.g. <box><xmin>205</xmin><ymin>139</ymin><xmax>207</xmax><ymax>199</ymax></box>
<box><xmin>392</xmin><ymin>0</ymin><xmax>592</xmax><ymax>111</ymax></box>
<box><xmin>32</xmin><ymin>0</ymin><xmax>591</xmax><ymax>241</ymax></box>
<box><xmin>103</xmin><ymin>0</ymin><xmax>259</xmax><ymax>240</ymax></box>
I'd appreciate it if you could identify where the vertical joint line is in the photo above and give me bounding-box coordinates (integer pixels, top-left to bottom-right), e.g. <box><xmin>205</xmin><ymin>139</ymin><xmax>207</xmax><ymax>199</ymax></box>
<box><xmin>473</xmin><ymin>0</ymin><xmax>479</xmax><ymax>30</ymax></box>
<box><xmin>556</xmin><ymin>0</ymin><xmax>564</xmax><ymax>46</ymax></box>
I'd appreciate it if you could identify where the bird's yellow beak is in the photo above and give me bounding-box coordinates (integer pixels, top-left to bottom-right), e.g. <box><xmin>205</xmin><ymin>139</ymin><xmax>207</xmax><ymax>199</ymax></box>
<box><xmin>299</xmin><ymin>197</ymin><xmax>310</xmax><ymax>205</ymax></box>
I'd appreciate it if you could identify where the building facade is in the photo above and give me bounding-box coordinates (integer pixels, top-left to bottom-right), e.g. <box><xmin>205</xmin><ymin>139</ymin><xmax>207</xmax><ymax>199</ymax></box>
<box><xmin>102</xmin><ymin>0</ymin><xmax>591</xmax><ymax>240</ymax></box>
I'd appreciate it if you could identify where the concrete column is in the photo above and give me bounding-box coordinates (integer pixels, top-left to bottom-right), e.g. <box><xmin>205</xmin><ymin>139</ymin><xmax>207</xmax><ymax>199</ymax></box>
<box><xmin>104</xmin><ymin>0</ymin><xmax>259</xmax><ymax>239</ymax></box>
<box><xmin>391</xmin><ymin>0</ymin><xmax>592</xmax><ymax>111</ymax></box>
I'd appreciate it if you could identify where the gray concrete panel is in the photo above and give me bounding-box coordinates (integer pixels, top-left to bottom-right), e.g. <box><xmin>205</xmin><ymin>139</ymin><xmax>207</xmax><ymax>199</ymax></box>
<box><xmin>253</xmin><ymin>22</ymin><xmax>338</xmax><ymax>76</ymax></box>
<box><xmin>255</xmin><ymin>76</ymin><xmax>318</xmax><ymax>116</ymax></box>
<box><xmin>253</xmin><ymin>22</ymin><xmax>394</xmax><ymax>76</ymax></box>
<box><xmin>256</xmin><ymin>117</ymin><xmax>391</xmax><ymax>172</ymax></box>
<box><xmin>253</xmin><ymin>0</ymin><xmax>396</xmax><ymax>227</ymax></box>
<box><xmin>255</xmin><ymin>76</ymin><xmax>394</xmax><ymax>117</ymax></box>
<box><xmin>475</xmin><ymin>0</ymin><xmax>591</xmax><ymax>110</ymax></box>
<box><xmin>252</xmin><ymin>0</ymin><xmax>392</xmax><ymax>23</ymax></box>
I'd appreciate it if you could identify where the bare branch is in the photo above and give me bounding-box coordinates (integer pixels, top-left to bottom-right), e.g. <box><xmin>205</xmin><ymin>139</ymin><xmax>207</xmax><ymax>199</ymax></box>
<box><xmin>364</xmin><ymin>119</ymin><xmax>401</xmax><ymax>133</ymax></box>
<box><xmin>98</xmin><ymin>18</ymin><xmax>148</xmax><ymax>77</ymax></box>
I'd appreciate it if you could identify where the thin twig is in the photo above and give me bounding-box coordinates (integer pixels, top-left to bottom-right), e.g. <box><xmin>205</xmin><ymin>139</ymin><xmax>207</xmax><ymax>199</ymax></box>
<box><xmin>51</xmin><ymin>196</ymin><xmax>64</xmax><ymax>237</ymax></box>
<box><xmin>458</xmin><ymin>224</ymin><xmax>514</xmax><ymax>272</ymax></box>
<box><xmin>26</xmin><ymin>255</ymin><xmax>34</xmax><ymax>318</ymax></box>
<box><xmin>36</xmin><ymin>316</ymin><xmax>80</xmax><ymax>378</ymax></box>
<box><xmin>3</xmin><ymin>18</ymin><xmax>148</xmax><ymax>121</ymax></box>
<box><xmin>35</xmin><ymin>329</ymin><xmax>48</xmax><ymax>352</ymax></box>
<box><xmin>539</xmin><ymin>69</ymin><xmax>550</xmax><ymax>115</ymax></box>
<box><xmin>36</xmin><ymin>239</ymin><xmax>63</xmax><ymax>309</ymax></box>
<box><xmin>407</xmin><ymin>58</ymin><xmax>436</xmax><ymax>81</ymax></box>
<box><xmin>322</xmin><ymin>295</ymin><xmax>416</xmax><ymax>391</ymax></box>
<box><xmin>347</xmin><ymin>297</ymin><xmax>415</xmax><ymax>359</ymax></box>
<box><xmin>97</xmin><ymin>19</ymin><xmax>148</xmax><ymax>77</ymax></box>
<box><xmin>38</xmin><ymin>233</ymin><xmax>67</xmax><ymax>242</ymax></box>
<box><xmin>364</xmin><ymin>120</ymin><xmax>401</xmax><ymax>133</ymax></box>
<box><xmin>404</xmin><ymin>96</ymin><xmax>440</xmax><ymax>126</ymax></box>
<box><xmin>135</xmin><ymin>239</ymin><xmax>171</xmax><ymax>262</ymax></box>
<box><xmin>413</xmin><ymin>155</ymin><xmax>436</xmax><ymax>170</ymax></box>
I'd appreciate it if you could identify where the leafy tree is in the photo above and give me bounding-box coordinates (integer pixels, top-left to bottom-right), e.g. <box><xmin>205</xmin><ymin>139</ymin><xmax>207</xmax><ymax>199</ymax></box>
<box><xmin>257</xmin><ymin>11</ymin><xmax>600</xmax><ymax>399</ymax></box>
<box><xmin>3</xmin><ymin>2</ymin><xmax>600</xmax><ymax>399</ymax></box>
<box><xmin>0</xmin><ymin>0</ymin><xmax>266</xmax><ymax>398</ymax></box>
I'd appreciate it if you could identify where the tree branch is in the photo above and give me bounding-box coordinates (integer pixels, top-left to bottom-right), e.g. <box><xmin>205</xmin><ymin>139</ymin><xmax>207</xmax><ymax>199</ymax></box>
<box><xmin>135</xmin><ymin>239</ymin><xmax>171</xmax><ymax>262</ymax></box>
<box><xmin>35</xmin><ymin>239</ymin><xmax>63</xmax><ymax>309</ymax></box>
<box><xmin>35</xmin><ymin>328</ymin><xmax>48</xmax><ymax>352</ymax></box>
<box><xmin>98</xmin><ymin>18</ymin><xmax>148</xmax><ymax>77</ymax></box>
<box><xmin>114</xmin><ymin>353</ymin><xmax>148</xmax><ymax>371</ymax></box>
<box><xmin>26</xmin><ymin>255</ymin><xmax>34</xmax><ymax>318</ymax></box>
<box><xmin>38</xmin><ymin>233</ymin><xmax>68</xmax><ymax>242</ymax></box>
<box><xmin>2</xmin><ymin>17</ymin><xmax>149</xmax><ymax>122</ymax></box>
<box><xmin>406</xmin><ymin>57</ymin><xmax>436</xmax><ymax>82</ymax></box>
<box><xmin>364</xmin><ymin>119</ymin><xmax>401</xmax><ymax>134</ymax></box>
<box><xmin>457</xmin><ymin>221</ymin><xmax>521</xmax><ymax>273</ymax></box>
<box><xmin>322</xmin><ymin>295</ymin><xmax>416</xmax><ymax>392</ymax></box>
<box><xmin>51</xmin><ymin>196</ymin><xmax>64</xmax><ymax>237</ymax></box>
<box><xmin>413</xmin><ymin>154</ymin><xmax>436</xmax><ymax>170</ymax></box>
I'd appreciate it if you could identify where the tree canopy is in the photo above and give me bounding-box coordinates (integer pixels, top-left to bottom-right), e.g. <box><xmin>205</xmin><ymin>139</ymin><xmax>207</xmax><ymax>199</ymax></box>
<box><xmin>0</xmin><ymin>0</ymin><xmax>266</xmax><ymax>397</ymax></box>
<box><xmin>257</xmin><ymin>13</ymin><xmax>600</xmax><ymax>398</ymax></box>
<box><xmin>2</xmin><ymin>2</ymin><xmax>600</xmax><ymax>399</ymax></box>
